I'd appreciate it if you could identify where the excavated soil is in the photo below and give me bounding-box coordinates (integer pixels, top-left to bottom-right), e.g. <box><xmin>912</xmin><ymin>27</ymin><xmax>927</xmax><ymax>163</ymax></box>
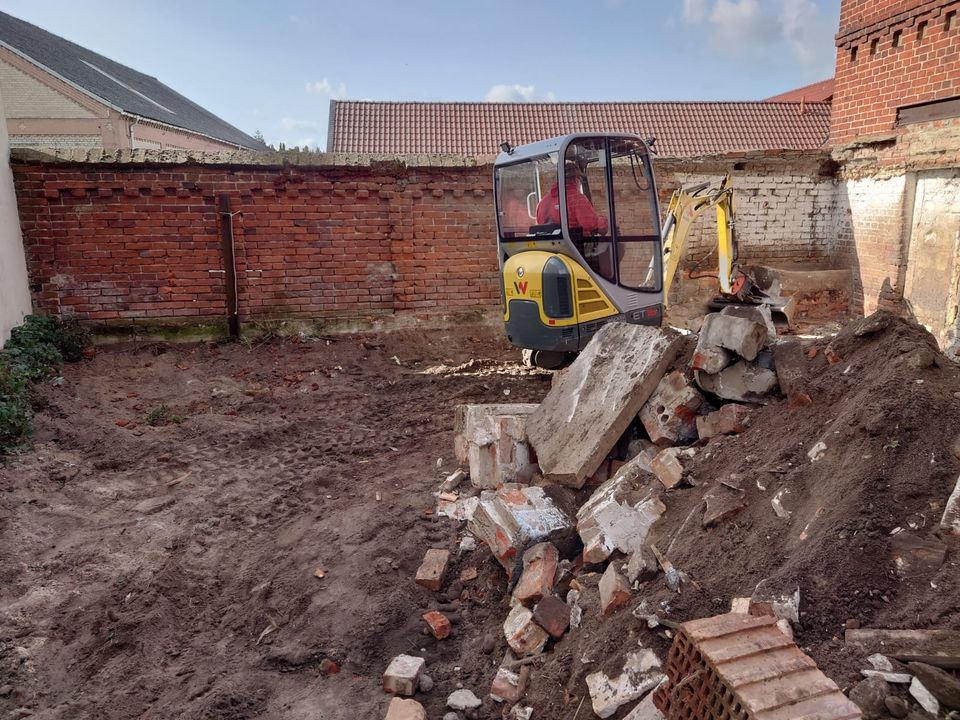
<box><xmin>3</xmin><ymin>314</ymin><xmax>959</xmax><ymax>720</ymax></box>
<box><xmin>0</xmin><ymin>326</ymin><xmax>551</xmax><ymax>719</ymax></box>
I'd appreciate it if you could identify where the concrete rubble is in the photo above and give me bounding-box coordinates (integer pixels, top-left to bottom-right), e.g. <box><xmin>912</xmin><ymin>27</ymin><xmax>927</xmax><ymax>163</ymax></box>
<box><xmin>638</xmin><ymin>370</ymin><xmax>704</xmax><ymax>446</ymax></box>
<box><xmin>586</xmin><ymin>649</ymin><xmax>664</xmax><ymax>718</ymax></box>
<box><xmin>693</xmin><ymin>312</ymin><xmax>768</xmax><ymax>372</ymax></box>
<box><xmin>468</xmin><ymin>484</ymin><xmax>574</xmax><ymax>571</ymax></box>
<box><xmin>695</xmin><ymin>360</ymin><xmax>779</xmax><ymax>404</ymax></box>
<box><xmin>454</xmin><ymin>403</ymin><xmax>539</xmax><ymax>488</ymax></box>
<box><xmin>383</xmin><ymin>654</ymin><xmax>425</xmax><ymax>696</ymax></box>
<box><xmin>526</xmin><ymin>323</ymin><xmax>681</xmax><ymax>488</ymax></box>
<box><xmin>576</xmin><ymin>460</ymin><xmax>666</xmax><ymax>563</ymax></box>
<box><xmin>447</xmin><ymin>689</ymin><xmax>482</xmax><ymax>710</ymax></box>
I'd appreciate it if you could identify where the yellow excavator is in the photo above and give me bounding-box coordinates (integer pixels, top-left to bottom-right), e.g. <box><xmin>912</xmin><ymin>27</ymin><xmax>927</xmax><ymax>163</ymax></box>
<box><xmin>493</xmin><ymin>133</ymin><xmax>794</xmax><ymax>368</ymax></box>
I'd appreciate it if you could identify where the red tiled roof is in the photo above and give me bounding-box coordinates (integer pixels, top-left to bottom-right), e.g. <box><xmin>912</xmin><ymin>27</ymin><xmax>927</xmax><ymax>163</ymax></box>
<box><xmin>327</xmin><ymin>101</ymin><xmax>832</xmax><ymax>158</ymax></box>
<box><xmin>764</xmin><ymin>78</ymin><xmax>835</xmax><ymax>103</ymax></box>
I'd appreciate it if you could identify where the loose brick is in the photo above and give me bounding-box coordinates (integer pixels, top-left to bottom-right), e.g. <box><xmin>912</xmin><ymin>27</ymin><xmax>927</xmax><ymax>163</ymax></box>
<box><xmin>503</xmin><ymin>604</ymin><xmax>549</xmax><ymax>656</ymax></box>
<box><xmin>383</xmin><ymin>654</ymin><xmax>425</xmax><ymax>696</ymax></box>
<box><xmin>533</xmin><ymin>594</ymin><xmax>570</xmax><ymax>639</ymax></box>
<box><xmin>512</xmin><ymin>542</ymin><xmax>558</xmax><ymax>606</ymax></box>
<box><xmin>599</xmin><ymin>563</ymin><xmax>631</xmax><ymax>615</ymax></box>
<box><xmin>415</xmin><ymin>549</ymin><xmax>449</xmax><ymax>592</ymax></box>
<box><xmin>422</xmin><ymin>611</ymin><xmax>452</xmax><ymax>640</ymax></box>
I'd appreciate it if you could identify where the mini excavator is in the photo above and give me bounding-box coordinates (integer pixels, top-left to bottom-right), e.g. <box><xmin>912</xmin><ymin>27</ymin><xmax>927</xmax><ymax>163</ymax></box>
<box><xmin>493</xmin><ymin>133</ymin><xmax>795</xmax><ymax>368</ymax></box>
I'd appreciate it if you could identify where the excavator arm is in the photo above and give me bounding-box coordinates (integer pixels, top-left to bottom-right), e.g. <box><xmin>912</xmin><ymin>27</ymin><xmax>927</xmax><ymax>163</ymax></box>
<box><xmin>661</xmin><ymin>174</ymin><xmax>738</xmax><ymax>304</ymax></box>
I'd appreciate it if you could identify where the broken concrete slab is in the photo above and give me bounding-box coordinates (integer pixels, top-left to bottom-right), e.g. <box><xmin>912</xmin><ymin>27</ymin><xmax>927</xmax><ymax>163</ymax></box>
<box><xmin>415</xmin><ymin>549</ymin><xmax>450</xmax><ymax>592</ymax></box>
<box><xmin>576</xmin><ymin>463</ymin><xmax>666</xmax><ymax>563</ymax></box>
<box><xmin>695</xmin><ymin>360</ymin><xmax>779</xmax><ymax>404</ymax></box>
<box><xmin>468</xmin><ymin>484</ymin><xmax>574</xmax><ymax>571</ymax></box>
<box><xmin>720</xmin><ymin>304</ymin><xmax>777</xmax><ymax>342</ymax></box>
<box><xmin>503</xmin><ymin>604</ymin><xmax>549</xmax><ymax>657</ymax></box>
<box><xmin>384</xmin><ymin>698</ymin><xmax>427</xmax><ymax>720</ymax></box>
<box><xmin>890</xmin><ymin>532</ymin><xmax>946</xmax><ymax>577</ymax></box>
<box><xmin>383</xmin><ymin>654</ymin><xmax>425</xmax><ymax>696</ymax></box>
<box><xmin>908</xmin><ymin>662</ymin><xmax>960</xmax><ymax>710</ymax></box>
<box><xmin>453</xmin><ymin>404</ymin><xmax>539</xmax><ymax>488</ymax></box>
<box><xmin>600</xmin><ymin>563</ymin><xmax>632</xmax><ymax>615</ymax></box>
<box><xmin>845</xmin><ymin>629</ymin><xmax>960</xmax><ymax>669</ymax></box>
<box><xmin>638</xmin><ymin>371</ymin><xmax>705</xmax><ymax>446</ymax></box>
<box><xmin>527</xmin><ymin>323</ymin><xmax>681</xmax><ymax>488</ymax></box>
<box><xmin>941</xmin><ymin>475</ymin><xmax>960</xmax><ymax>536</ymax></box>
<box><xmin>586</xmin><ymin>649</ymin><xmax>664</xmax><ymax>719</ymax></box>
<box><xmin>695</xmin><ymin>312</ymin><xmax>769</xmax><ymax>365</ymax></box>
<box><xmin>650</xmin><ymin>448</ymin><xmax>685</xmax><ymax>489</ymax></box>
<box><xmin>696</xmin><ymin>403</ymin><xmax>751</xmax><ymax>440</ymax></box>
<box><xmin>533</xmin><ymin>594</ymin><xmax>570</xmax><ymax>639</ymax></box>
<box><xmin>512</xmin><ymin>542</ymin><xmax>558</xmax><ymax>606</ymax></box>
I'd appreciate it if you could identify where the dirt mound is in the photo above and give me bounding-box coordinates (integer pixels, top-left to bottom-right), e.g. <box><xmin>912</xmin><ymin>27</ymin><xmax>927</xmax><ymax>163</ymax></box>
<box><xmin>467</xmin><ymin>313</ymin><xmax>960</xmax><ymax>717</ymax></box>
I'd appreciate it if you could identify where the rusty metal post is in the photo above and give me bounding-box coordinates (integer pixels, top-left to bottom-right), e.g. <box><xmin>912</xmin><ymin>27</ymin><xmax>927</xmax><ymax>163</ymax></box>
<box><xmin>217</xmin><ymin>194</ymin><xmax>240</xmax><ymax>338</ymax></box>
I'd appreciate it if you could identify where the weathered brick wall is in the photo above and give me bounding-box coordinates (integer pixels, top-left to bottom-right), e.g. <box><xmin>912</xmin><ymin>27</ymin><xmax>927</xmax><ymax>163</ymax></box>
<box><xmin>12</xmin><ymin>149</ymin><xmax>837</xmax><ymax>330</ymax></box>
<box><xmin>832</xmin><ymin>0</ymin><xmax>960</xmax><ymax>144</ymax></box>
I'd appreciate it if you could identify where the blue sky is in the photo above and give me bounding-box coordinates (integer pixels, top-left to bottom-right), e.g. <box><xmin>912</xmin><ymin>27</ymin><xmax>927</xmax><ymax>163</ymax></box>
<box><xmin>0</xmin><ymin>0</ymin><xmax>840</xmax><ymax>149</ymax></box>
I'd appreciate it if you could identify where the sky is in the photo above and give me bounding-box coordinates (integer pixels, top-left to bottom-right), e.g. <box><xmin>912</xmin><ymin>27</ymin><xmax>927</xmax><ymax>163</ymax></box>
<box><xmin>0</xmin><ymin>0</ymin><xmax>841</xmax><ymax>149</ymax></box>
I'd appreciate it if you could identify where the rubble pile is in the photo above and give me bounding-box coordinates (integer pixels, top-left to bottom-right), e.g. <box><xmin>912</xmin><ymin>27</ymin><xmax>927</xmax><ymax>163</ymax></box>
<box><xmin>386</xmin><ymin>311</ymin><xmax>960</xmax><ymax>719</ymax></box>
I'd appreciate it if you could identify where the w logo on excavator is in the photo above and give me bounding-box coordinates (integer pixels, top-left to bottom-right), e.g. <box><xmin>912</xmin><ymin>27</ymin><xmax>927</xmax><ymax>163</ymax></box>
<box><xmin>513</xmin><ymin>280</ymin><xmax>528</xmax><ymax>295</ymax></box>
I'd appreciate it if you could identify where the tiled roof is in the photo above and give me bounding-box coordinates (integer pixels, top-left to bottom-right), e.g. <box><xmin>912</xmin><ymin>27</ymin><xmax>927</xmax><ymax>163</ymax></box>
<box><xmin>764</xmin><ymin>78</ymin><xmax>835</xmax><ymax>103</ymax></box>
<box><xmin>0</xmin><ymin>11</ymin><xmax>266</xmax><ymax>150</ymax></box>
<box><xmin>327</xmin><ymin>101</ymin><xmax>832</xmax><ymax>158</ymax></box>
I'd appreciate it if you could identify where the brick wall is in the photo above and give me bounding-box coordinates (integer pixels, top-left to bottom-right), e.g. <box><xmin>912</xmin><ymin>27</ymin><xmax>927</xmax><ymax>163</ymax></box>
<box><xmin>832</xmin><ymin>0</ymin><xmax>960</xmax><ymax>144</ymax></box>
<box><xmin>12</xmin><ymin>149</ymin><xmax>836</xmax><ymax>331</ymax></box>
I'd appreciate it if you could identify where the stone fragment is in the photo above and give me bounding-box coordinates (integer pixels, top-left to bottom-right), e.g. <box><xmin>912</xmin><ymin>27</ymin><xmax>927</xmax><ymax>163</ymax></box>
<box><xmin>527</xmin><ymin>323</ymin><xmax>681</xmax><ymax>488</ymax></box>
<box><xmin>720</xmin><ymin>304</ymin><xmax>776</xmax><ymax>341</ymax></box>
<box><xmin>600</xmin><ymin>563</ymin><xmax>631</xmax><ymax>615</ymax></box>
<box><xmin>447</xmin><ymin>688</ymin><xmax>482</xmax><ymax>711</ymax></box>
<box><xmin>440</xmin><ymin>468</ymin><xmax>467</xmax><ymax>492</ymax></box>
<box><xmin>490</xmin><ymin>666</ymin><xmax>529</xmax><ymax>703</ymax></box>
<box><xmin>436</xmin><ymin>495</ymin><xmax>479</xmax><ymax>522</ymax></box>
<box><xmin>730</xmin><ymin>597</ymin><xmax>751</xmax><ymax>614</ymax></box>
<box><xmin>415</xmin><ymin>549</ymin><xmax>450</xmax><ymax>592</ymax></box>
<box><xmin>453</xmin><ymin>404</ymin><xmax>539</xmax><ymax>488</ymax></box>
<box><xmin>696</xmin><ymin>312</ymin><xmax>769</xmax><ymax>366</ymax></box>
<box><xmin>695</xmin><ymin>403</ymin><xmax>751</xmax><ymax>440</ymax></box>
<box><xmin>884</xmin><ymin>696</ymin><xmax>909</xmax><ymax>718</ymax></box>
<box><xmin>907</xmin><ymin>662</ymin><xmax>960</xmax><ymax>709</ymax></box>
<box><xmin>702</xmin><ymin>484</ymin><xmax>746</xmax><ymax>527</ymax></box>
<box><xmin>749</xmin><ymin>579</ymin><xmax>800</xmax><ymax>625</ymax></box>
<box><xmin>941</xmin><ymin>475</ymin><xmax>960</xmax><ymax>536</ymax></box>
<box><xmin>849</xmin><ymin>676</ymin><xmax>890</xmax><ymax>718</ymax></box>
<box><xmin>533</xmin><ymin>594</ymin><xmax>570</xmax><ymax>639</ymax></box>
<box><xmin>468</xmin><ymin>484</ymin><xmax>574</xmax><ymax>571</ymax></box>
<box><xmin>383</xmin><ymin>654</ymin><xmax>425</xmax><ymax>696</ymax></box>
<box><xmin>695</xmin><ymin>361</ymin><xmax>779</xmax><ymax>404</ymax></box>
<box><xmin>626</xmin><ymin>545</ymin><xmax>659</xmax><ymax>584</ymax></box>
<box><xmin>384</xmin><ymin>697</ymin><xmax>427</xmax><ymax>720</ymax></box>
<box><xmin>509</xmin><ymin>706</ymin><xmax>533</xmax><ymax>720</ymax></box>
<box><xmin>442</xmin><ymin>714</ymin><xmax>460</xmax><ymax>720</ymax></box>
<box><xmin>890</xmin><ymin>532</ymin><xmax>946</xmax><ymax>577</ymax></box>
<box><xmin>624</xmin><ymin>688</ymin><xmax>667</xmax><ymax>720</ymax></box>
<box><xmin>861</xmin><ymin>670</ymin><xmax>912</xmax><ymax>684</ymax></box>
<box><xmin>638</xmin><ymin>371</ymin><xmax>705</xmax><ymax>446</ymax></box>
<box><xmin>513</xmin><ymin>542</ymin><xmax>558</xmax><ymax>606</ymax></box>
<box><xmin>650</xmin><ymin>448</ymin><xmax>685</xmax><ymax>489</ymax></box>
<box><xmin>503</xmin><ymin>604</ymin><xmax>549</xmax><ymax>656</ymax></box>
<box><xmin>910</xmin><ymin>677</ymin><xmax>940</xmax><ymax>716</ymax></box>
<box><xmin>422</xmin><ymin>611</ymin><xmax>452</xmax><ymax>640</ymax></box>
<box><xmin>586</xmin><ymin>649</ymin><xmax>664</xmax><ymax>718</ymax></box>
<box><xmin>418</xmin><ymin>674</ymin><xmax>434</xmax><ymax>692</ymax></box>
<box><xmin>577</xmin><ymin>463</ymin><xmax>666</xmax><ymax>563</ymax></box>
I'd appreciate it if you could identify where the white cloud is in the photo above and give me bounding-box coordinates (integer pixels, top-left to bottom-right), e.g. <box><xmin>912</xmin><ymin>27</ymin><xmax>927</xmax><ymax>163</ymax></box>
<box><xmin>305</xmin><ymin>78</ymin><xmax>347</xmax><ymax>99</ymax></box>
<box><xmin>484</xmin><ymin>84</ymin><xmax>556</xmax><ymax>103</ymax></box>
<box><xmin>680</xmin><ymin>0</ymin><xmax>833</xmax><ymax>69</ymax></box>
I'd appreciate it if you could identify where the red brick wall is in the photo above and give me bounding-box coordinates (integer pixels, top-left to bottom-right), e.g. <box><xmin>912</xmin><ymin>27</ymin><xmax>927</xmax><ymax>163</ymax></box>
<box><xmin>832</xmin><ymin>0</ymin><xmax>960</xmax><ymax>144</ymax></box>
<box><xmin>13</xmin><ymin>163</ymin><xmax>500</xmax><ymax>326</ymax></box>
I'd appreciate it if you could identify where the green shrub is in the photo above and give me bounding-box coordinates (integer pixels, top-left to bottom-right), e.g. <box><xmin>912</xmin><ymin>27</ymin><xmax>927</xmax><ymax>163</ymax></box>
<box><xmin>1</xmin><ymin>314</ymin><xmax>91</xmax><ymax>454</ymax></box>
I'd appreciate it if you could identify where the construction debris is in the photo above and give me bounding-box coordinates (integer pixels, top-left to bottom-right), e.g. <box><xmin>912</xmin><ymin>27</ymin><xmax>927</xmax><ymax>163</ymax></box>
<box><xmin>490</xmin><ymin>665</ymin><xmax>529</xmax><ymax>704</ymax></box>
<box><xmin>845</xmin><ymin>629</ymin><xmax>960</xmax><ymax>669</ymax></box>
<box><xmin>532</xmin><ymin>594</ymin><xmax>570</xmax><ymax>639</ymax></box>
<box><xmin>527</xmin><ymin>323</ymin><xmax>681</xmax><ymax>488</ymax></box>
<box><xmin>599</xmin><ymin>563</ymin><xmax>631</xmax><ymax>615</ymax></box>
<box><xmin>453</xmin><ymin>403</ymin><xmax>539</xmax><ymax>488</ymax></box>
<box><xmin>638</xmin><ymin>370</ymin><xmax>705</xmax><ymax>446</ymax></box>
<box><xmin>468</xmin><ymin>484</ymin><xmax>574</xmax><ymax>571</ymax></box>
<box><xmin>695</xmin><ymin>360</ymin><xmax>779</xmax><ymax>404</ymax></box>
<box><xmin>889</xmin><ymin>532</ymin><xmax>946</xmax><ymax>577</ymax></box>
<box><xmin>654</xmin><ymin>613</ymin><xmax>861</xmax><ymax>720</ymax></box>
<box><xmin>907</xmin><ymin>662</ymin><xmax>960</xmax><ymax>709</ymax></box>
<box><xmin>384</xmin><ymin>697</ymin><xmax>427</xmax><ymax>720</ymax></box>
<box><xmin>942</xmin><ymin>474</ymin><xmax>960</xmax><ymax>535</ymax></box>
<box><xmin>503</xmin><ymin>604</ymin><xmax>549</xmax><ymax>657</ymax></box>
<box><xmin>649</xmin><ymin>447</ymin><xmax>686</xmax><ymax>489</ymax></box>
<box><xmin>749</xmin><ymin>578</ymin><xmax>800</xmax><ymax>625</ymax></box>
<box><xmin>422</xmin><ymin>611</ymin><xmax>452</xmax><ymax>640</ymax></box>
<box><xmin>695</xmin><ymin>403</ymin><xmax>751</xmax><ymax>440</ymax></box>
<box><xmin>446</xmin><ymin>688</ymin><xmax>482</xmax><ymax>711</ymax></box>
<box><xmin>586</xmin><ymin>649</ymin><xmax>663</xmax><ymax>719</ymax></box>
<box><xmin>909</xmin><ymin>677</ymin><xmax>940</xmax><ymax>716</ymax></box>
<box><xmin>576</xmin><ymin>463</ymin><xmax>666</xmax><ymax>563</ymax></box>
<box><xmin>383</xmin><ymin>655</ymin><xmax>425</xmax><ymax>696</ymax></box>
<box><xmin>414</xmin><ymin>549</ymin><xmax>450</xmax><ymax>592</ymax></box>
<box><xmin>512</xmin><ymin>542</ymin><xmax>558</xmax><ymax>606</ymax></box>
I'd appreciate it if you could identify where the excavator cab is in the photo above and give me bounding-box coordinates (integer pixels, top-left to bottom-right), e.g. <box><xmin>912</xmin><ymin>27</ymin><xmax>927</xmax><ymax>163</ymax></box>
<box><xmin>494</xmin><ymin>133</ymin><xmax>664</xmax><ymax>368</ymax></box>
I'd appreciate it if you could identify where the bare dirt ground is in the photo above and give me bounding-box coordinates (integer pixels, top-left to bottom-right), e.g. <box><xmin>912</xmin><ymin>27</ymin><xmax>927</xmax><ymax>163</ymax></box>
<box><xmin>0</xmin><ymin>326</ymin><xmax>549</xmax><ymax>720</ymax></box>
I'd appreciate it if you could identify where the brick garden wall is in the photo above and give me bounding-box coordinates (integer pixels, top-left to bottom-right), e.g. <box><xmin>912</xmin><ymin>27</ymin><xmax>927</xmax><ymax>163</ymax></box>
<box><xmin>12</xmin><ymin>149</ymin><xmax>836</xmax><ymax>332</ymax></box>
